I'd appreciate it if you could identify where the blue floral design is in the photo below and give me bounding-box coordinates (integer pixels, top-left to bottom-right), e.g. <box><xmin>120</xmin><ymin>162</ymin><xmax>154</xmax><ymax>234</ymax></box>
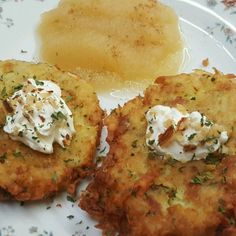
<box><xmin>206</xmin><ymin>22</ymin><xmax>236</xmax><ymax>47</ymax></box>
<box><xmin>0</xmin><ymin>226</ymin><xmax>15</xmax><ymax>236</ymax></box>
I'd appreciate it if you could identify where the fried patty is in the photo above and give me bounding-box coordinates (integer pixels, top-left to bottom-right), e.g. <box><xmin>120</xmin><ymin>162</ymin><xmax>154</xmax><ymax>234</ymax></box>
<box><xmin>0</xmin><ymin>60</ymin><xmax>103</xmax><ymax>201</ymax></box>
<box><xmin>80</xmin><ymin>70</ymin><xmax>236</xmax><ymax>236</ymax></box>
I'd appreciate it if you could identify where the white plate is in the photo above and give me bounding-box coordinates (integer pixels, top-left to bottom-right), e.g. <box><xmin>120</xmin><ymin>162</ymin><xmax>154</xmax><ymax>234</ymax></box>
<box><xmin>0</xmin><ymin>0</ymin><xmax>236</xmax><ymax>235</ymax></box>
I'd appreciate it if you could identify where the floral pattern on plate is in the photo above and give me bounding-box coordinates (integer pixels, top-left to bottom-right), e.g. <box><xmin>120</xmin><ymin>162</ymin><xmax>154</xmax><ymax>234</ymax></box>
<box><xmin>206</xmin><ymin>22</ymin><xmax>236</xmax><ymax>47</ymax></box>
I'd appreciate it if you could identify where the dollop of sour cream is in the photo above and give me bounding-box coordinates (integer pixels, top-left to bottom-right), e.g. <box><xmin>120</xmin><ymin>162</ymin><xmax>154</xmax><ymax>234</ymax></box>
<box><xmin>3</xmin><ymin>78</ymin><xmax>75</xmax><ymax>154</ymax></box>
<box><xmin>146</xmin><ymin>105</ymin><xmax>228</xmax><ymax>162</ymax></box>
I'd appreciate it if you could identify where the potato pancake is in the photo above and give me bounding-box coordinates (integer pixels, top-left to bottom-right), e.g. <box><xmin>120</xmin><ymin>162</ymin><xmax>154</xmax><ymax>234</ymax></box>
<box><xmin>80</xmin><ymin>70</ymin><xmax>236</xmax><ymax>236</ymax></box>
<box><xmin>0</xmin><ymin>60</ymin><xmax>103</xmax><ymax>201</ymax></box>
<box><xmin>38</xmin><ymin>0</ymin><xmax>183</xmax><ymax>91</ymax></box>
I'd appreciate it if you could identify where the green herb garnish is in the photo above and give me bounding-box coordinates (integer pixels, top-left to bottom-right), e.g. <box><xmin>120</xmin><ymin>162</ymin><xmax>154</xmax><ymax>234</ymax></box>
<box><xmin>65</xmin><ymin>95</ymin><xmax>73</xmax><ymax>102</ymax></box>
<box><xmin>132</xmin><ymin>140</ymin><xmax>138</xmax><ymax>148</ymax></box>
<box><xmin>188</xmin><ymin>133</ymin><xmax>197</xmax><ymax>141</ymax></box>
<box><xmin>67</xmin><ymin>215</ymin><xmax>74</xmax><ymax>220</ymax></box>
<box><xmin>1</xmin><ymin>87</ymin><xmax>7</xmax><ymax>98</ymax></box>
<box><xmin>204</xmin><ymin>153</ymin><xmax>223</xmax><ymax>165</ymax></box>
<box><xmin>18</xmin><ymin>131</ymin><xmax>23</xmax><ymax>137</ymax></box>
<box><xmin>204</xmin><ymin>119</ymin><xmax>213</xmax><ymax>127</ymax></box>
<box><xmin>13</xmin><ymin>149</ymin><xmax>22</xmax><ymax>158</ymax></box>
<box><xmin>51</xmin><ymin>172</ymin><xmax>58</xmax><ymax>183</ymax></box>
<box><xmin>0</xmin><ymin>153</ymin><xmax>7</xmax><ymax>164</ymax></box>
<box><xmin>191</xmin><ymin>176</ymin><xmax>202</xmax><ymax>185</ymax></box>
<box><xmin>191</xmin><ymin>153</ymin><xmax>196</xmax><ymax>161</ymax></box>
<box><xmin>67</xmin><ymin>195</ymin><xmax>76</xmax><ymax>203</ymax></box>
<box><xmin>51</xmin><ymin>111</ymin><xmax>67</xmax><ymax>121</ymax></box>
<box><xmin>218</xmin><ymin>205</ymin><xmax>225</xmax><ymax>214</ymax></box>
<box><xmin>191</xmin><ymin>171</ymin><xmax>214</xmax><ymax>185</ymax></box>
<box><xmin>99</xmin><ymin>146</ymin><xmax>106</xmax><ymax>154</ymax></box>
<box><xmin>148</xmin><ymin>139</ymin><xmax>155</xmax><ymax>145</ymax></box>
<box><xmin>204</xmin><ymin>136</ymin><xmax>217</xmax><ymax>143</ymax></box>
<box><xmin>200</xmin><ymin>113</ymin><xmax>204</xmax><ymax>126</ymax></box>
<box><xmin>149</xmin><ymin>126</ymin><xmax>154</xmax><ymax>134</ymax></box>
<box><xmin>13</xmin><ymin>84</ymin><xmax>23</xmax><ymax>92</ymax></box>
<box><xmin>35</xmin><ymin>80</ymin><xmax>44</xmax><ymax>86</ymax></box>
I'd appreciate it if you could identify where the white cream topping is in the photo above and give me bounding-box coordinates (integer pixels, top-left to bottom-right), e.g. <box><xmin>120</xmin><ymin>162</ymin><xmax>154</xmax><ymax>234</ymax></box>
<box><xmin>146</xmin><ymin>105</ymin><xmax>228</xmax><ymax>162</ymax></box>
<box><xmin>3</xmin><ymin>78</ymin><xmax>75</xmax><ymax>154</ymax></box>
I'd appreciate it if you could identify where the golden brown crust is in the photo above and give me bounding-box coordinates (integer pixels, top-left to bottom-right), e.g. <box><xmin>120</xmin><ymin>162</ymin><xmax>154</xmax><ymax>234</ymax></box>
<box><xmin>80</xmin><ymin>69</ymin><xmax>236</xmax><ymax>236</ymax></box>
<box><xmin>0</xmin><ymin>60</ymin><xmax>103</xmax><ymax>201</ymax></box>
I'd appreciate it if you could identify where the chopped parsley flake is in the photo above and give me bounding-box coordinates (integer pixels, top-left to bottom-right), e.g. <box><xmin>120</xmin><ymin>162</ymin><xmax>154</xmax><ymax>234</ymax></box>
<box><xmin>51</xmin><ymin>172</ymin><xmax>58</xmax><ymax>183</ymax></box>
<box><xmin>204</xmin><ymin>154</ymin><xmax>223</xmax><ymax>165</ymax></box>
<box><xmin>18</xmin><ymin>131</ymin><xmax>24</xmax><ymax>137</ymax></box>
<box><xmin>13</xmin><ymin>84</ymin><xmax>23</xmax><ymax>92</ymax></box>
<box><xmin>65</xmin><ymin>95</ymin><xmax>73</xmax><ymax>102</ymax></box>
<box><xmin>191</xmin><ymin>176</ymin><xmax>202</xmax><ymax>185</ymax></box>
<box><xmin>149</xmin><ymin>126</ymin><xmax>154</xmax><ymax>134</ymax></box>
<box><xmin>0</xmin><ymin>153</ymin><xmax>7</xmax><ymax>164</ymax></box>
<box><xmin>99</xmin><ymin>146</ymin><xmax>106</xmax><ymax>154</ymax></box>
<box><xmin>200</xmin><ymin>114</ymin><xmax>204</xmax><ymax>126</ymax></box>
<box><xmin>191</xmin><ymin>171</ymin><xmax>214</xmax><ymax>185</ymax></box>
<box><xmin>1</xmin><ymin>87</ymin><xmax>7</xmax><ymax>98</ymax></box>
<box><xmin>200</xmin><ymin>114</ymin><xmax>213</xmax><ymax>127</ymax></box>
<box><xmin>191</xmin><ymin>153</ymin><xmax>196</xmax><ymax>161</ymax></box>
<box><xmin>218</xmin><ymin>205</ymin><xmax>225</xmax><ymax>214</ymax></box>
<box><xmin>204</xmin><ymin>136</ymin><xmax>217</xmax><ymax>143</ymax></box>
<box><xmin>51</xmin><ymin>111</ymin><xmax>67</xmax><ymax>121</ymax></box>
<box><xmin>188</xmin><ymin>133</ymin><xmax>197</xmax><ymax>141</ymax></box>
<box><xmin>204</xmin><ymin>119</ymin><xmax>213</xmax><ymax>127</ymax></box>
<box><xmin>34</xmin><ymin>80</ymin><xmax>44</xmax><ymax>86</ymax></box>
<box><xmin>67</xmin><ymin>195</ymin><xmax>76</xmax><ymax>203</ymax></box>
<box><xmin>64</xmin><ymin>159</ymin><xmax>74</xmax><ymax>163</ymax></box>
<box><xmin>148</xmin><ymin>139</ymin><xmax>155</xmax><ymax>145</ymax></box>
<box><xmin>67</xmin><ymin>215</ymin><xmax>74</xmax><ymax>220</ymax></box>
<box><xmin>131</xmin><ymin>140</ymin><xmax>138</xmax><ymax>148</ymax></box>
<box><xmin>13</xmin><ymin>150</ymin><xmax>22</xmax><ymax>158</ymax></box>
